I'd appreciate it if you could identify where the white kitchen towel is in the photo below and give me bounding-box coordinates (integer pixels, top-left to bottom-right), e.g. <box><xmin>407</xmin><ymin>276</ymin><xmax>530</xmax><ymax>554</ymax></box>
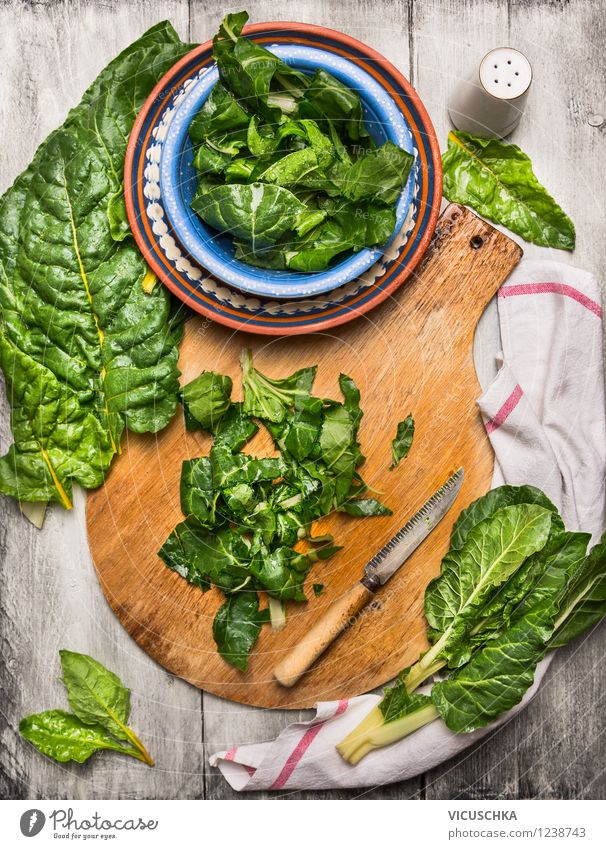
<box><xmin>210</xmin><ymin>260</ymin><xmax>606</xmax><ymax>791</ymax></box>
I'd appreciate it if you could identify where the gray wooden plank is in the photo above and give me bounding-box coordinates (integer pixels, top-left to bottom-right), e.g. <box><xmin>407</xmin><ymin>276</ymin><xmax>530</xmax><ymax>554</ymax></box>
<box><xmin>0</xmin><ymin>0</ymin><xmax>206</xmax><ymax>800</ymax></box>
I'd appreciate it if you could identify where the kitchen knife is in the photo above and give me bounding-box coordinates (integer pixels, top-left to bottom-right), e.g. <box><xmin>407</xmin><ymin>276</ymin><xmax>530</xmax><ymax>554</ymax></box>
<box><xmin>273</xmin><ymin>468</ymin><xmax>464</xmax><ymax>688</ymax></box>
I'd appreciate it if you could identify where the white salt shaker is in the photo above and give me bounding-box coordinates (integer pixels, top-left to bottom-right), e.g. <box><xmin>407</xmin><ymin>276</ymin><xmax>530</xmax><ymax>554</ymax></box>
<box><xmin>448</xmin><ymin>47</ymin><xmax>532</xmax><ymax>138</ymax></box>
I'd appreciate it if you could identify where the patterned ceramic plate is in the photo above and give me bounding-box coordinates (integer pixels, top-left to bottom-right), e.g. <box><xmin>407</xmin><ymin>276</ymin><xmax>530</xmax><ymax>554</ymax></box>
<box><xmin>124</xmin><ymin>23</ymin><xmax>442</xmax><ymax>335</ymax></box>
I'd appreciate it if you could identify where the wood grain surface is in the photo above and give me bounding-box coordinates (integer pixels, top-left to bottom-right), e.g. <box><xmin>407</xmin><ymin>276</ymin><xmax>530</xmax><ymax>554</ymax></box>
<box><xmin>1</xmin><ymin>0</ymin><xmax>605</xmax><ymax>800</ymax></box>
<box><xmin>86</xmin><ymin>205</ymin><xmax>522</xmax><ymax>708</ymax></box>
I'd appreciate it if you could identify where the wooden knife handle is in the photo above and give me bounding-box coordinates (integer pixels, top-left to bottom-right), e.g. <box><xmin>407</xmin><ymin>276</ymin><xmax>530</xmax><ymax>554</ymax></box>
<box><xmin>273</xmin><ymin>582</ymin><xmax>374</xmax><ymax>688</ymax></box>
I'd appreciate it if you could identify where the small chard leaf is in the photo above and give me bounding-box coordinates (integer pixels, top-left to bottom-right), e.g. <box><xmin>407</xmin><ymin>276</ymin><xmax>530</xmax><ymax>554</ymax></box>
<box><xmin>379</xmin><ymin>672</ymin><xmax>433</xmax><ymax>723</ymax></box>
<box><xmin>339</xmin><ymin>373</ymin><xmax>362</xmax><ymax>437</ymax></box>
<box><xmin>189</xmin><ymin>83</ymin><xmax>250</xmax><ymax>145</ymax></box>
<box><xmin>213</xmin><ymin>12</ymin><xmax>308</xmax><ymax>121</ymax></box>
<box><xmin>313</xmin><ymin>583</ymin><xmax>325</xmax><ymax>596</ymax></box>
<box><xmin>181</xmin><ymin>371</ymin><xmax>233</xmax><ymax>431</ymax></box>
<box><xmin>442</xmin><ymin>131</ymin><xmax>576</xmax><ymax>250</ymax></box>
<box><xmin>192</xmin><ymin>183</ymin><xmax>307</xmax><ymax>252</ymax></box>
<box><xmin>337</xmin><ymin>142</ymin><xmax>414</xmax><ymax>205</ymax></box>
<box><xmin>241</xmin><ymin>348</ymin><xmax>316</xmax><ymax>422</ymax></box>
<box><xmin>340</xmin><ymin>498</ymin><xmax>392</xmax><ymax>517</ymax></box>
<box><xmin>210</xmin><ymin>443</ymin><xmax>284</xmax><ymax>489</ymax></box>
<box><xmin>250</xmin><ymin>546</ymin><xmax>311</xmax><ymax>601</ymax></box>
<box><xmin>180</xmin><ymin>458</ymin><xmax>215</xmax><ymax>525</ymax></box>
<box><xmin>258</xmin><ymin>148</ymin><xmax>320</xmax><ymax>188</ymax></box>
<box><xmin>212</xmin><ymin>592</ymin><xmax>269</xmax><ymax>671</ymax></box>
<box><xmin>158</xmin><ymin>516</ymin><xmax>213</xmax><ymax>591</ymax></box>
<box><xmin>319</xmin><ymin>405</ymin><xmax>354</xmax><ymax>472</ymax></box>
<box><xmin>297</xmin><ymin>68</ymin><xmax>370</xmax><ymax>143</ymax></box>
<box><xmin>19</xmin><ymin>710</ymin><xmax>138</xmax><ymax>764</ymax></box>
<box><xmin>283</xmin><ymin>408</ymin><xmax>322</xmax><ymax>461</ymax></box>
<box><xmin>212</xmin><ymin>402</ymin><xmax>259</xmax><ymax>452</ymax></box>
<box><xmin>59</xmin><ymin>651</ymin><xmax>131</xmax><ymax>741</ymax></box>
<box><xmin>389</xmin><ymin>414</ymin><xmax>414</xmax><ymax>469</ymax></box>
<box><xmin>550</xmin><ymin>531</ymin><xmax>606</xmax><ymax>648</ymax></box>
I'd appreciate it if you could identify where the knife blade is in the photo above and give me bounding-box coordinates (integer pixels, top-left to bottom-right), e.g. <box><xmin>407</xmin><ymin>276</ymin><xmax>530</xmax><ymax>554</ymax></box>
<box><xmin>361</xmin><ymin>467</ymin><xmax>464</xmax><ymax>591</ymax></box>
<box><xmin>273</xmin><ymin>468</ymin><xmax>464</xmax><ymax>688</ymax></box>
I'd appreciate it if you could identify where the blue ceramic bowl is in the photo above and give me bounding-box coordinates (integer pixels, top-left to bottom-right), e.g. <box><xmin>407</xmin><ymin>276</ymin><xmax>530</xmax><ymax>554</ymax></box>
<box><xmin>159</xmin><ymin>45</ymin><xmax>415</xmax><ymax>299</ymax></box>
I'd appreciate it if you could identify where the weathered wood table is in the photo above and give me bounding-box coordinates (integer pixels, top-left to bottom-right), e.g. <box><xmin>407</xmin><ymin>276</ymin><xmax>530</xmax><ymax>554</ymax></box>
<box><xmin>1</xmin><ymin>0</ymin><xmax>604</xmax><ymax>800</ymax></box>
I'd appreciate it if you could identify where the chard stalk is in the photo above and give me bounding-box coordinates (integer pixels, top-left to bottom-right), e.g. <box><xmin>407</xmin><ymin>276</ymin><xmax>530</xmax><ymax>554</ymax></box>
<box><xmin>336</xmin><ymin>704</ymin><xmax>439</xmax><ymax>766</ymax></box>
<box><xmin>268</xmin><ymin>597</ymin><xmax>286</xmax><ymax>632</ymax></box>
<box><xmin>403</xmin><ymin>635</ymin><xmax>449</xmax><ymax>692</ymax></box>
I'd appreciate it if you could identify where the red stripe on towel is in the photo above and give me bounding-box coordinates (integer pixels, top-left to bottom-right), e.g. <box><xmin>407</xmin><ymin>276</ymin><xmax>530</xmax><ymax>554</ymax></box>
<box><xmin>485</xmin><ymin>384</ymin><xmax>524</xmax><ymax>433</ymax></box>
<box><xmin>270</xmin><ymin>699</ymin><xmax>349</xmax><ymax>790</ymax></box>
<box><xmin>499</xmin><ymin>282</ymin><xmax>602</xmax><ymax>318</ymax></box>
<box><xmin>223</xmin><ymin>746</ymin><xmax>256</xmax><ymax>779</ymax></box>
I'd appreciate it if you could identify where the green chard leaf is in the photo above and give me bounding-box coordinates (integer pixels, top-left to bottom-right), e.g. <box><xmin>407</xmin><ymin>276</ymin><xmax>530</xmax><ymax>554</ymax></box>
<box><xmin>58</xmin><ymin>651</ymin><xmax>153</xmax><ymax>765</ymax></box>
<box><xmin>180</xmin><ymin>457</ymin><xmax>216</xmax><ymax>526</ymax></box>
<box><xmin>450</xmin><ymin>484</ymin><xmax>563</xmax><ymax>551</ymax></box>
<box><xmin>250</xmin><ymin>545</ymin><xmax>310</xmax><ymax>601</ymax></box>
<box><xmin>59</xmin><ymin>651</ymin><xmax>130</xmax><ymax>734</ymax></box>
<box><xmin>210</xmin><ymin>442</ymin><xmax>284</xmax><ymax>489</ymax></box>
<box><xmin>158</xmin><ymin>516</ymin><xmax>212</xmax><ymax>589</ymax></box>
<box><xmin>191</xmin><ymin>183</ymin><xmax>308</xmax><ymax>252</ymax></box>
<box><xmin>340</xmin><ymin>498</ymin><xmax>392</xmax><ymax>517</ymax></box>
<box><xmin>213</xmin><ymin>402</ymin><xmax>259</xmax><ymax>452</ymax></box>
<box><xmin>337</xmin><ymin>142</ymin><xmax>414</xmax><ymax>205</ymax></box>
<box><xmin>189</xmin><ymin>82</ymin><xmax>250</xmax><ymax>145</ymax></box>
<box><xmin>212</xmin><ymin>591</ymin><xmax>270</xmax><ymax>671</ymax></box>
<box><xmin>181</xmin><ymin>371</ymin><xmax>233</xmax><ymax>431</ymax></box>
<box><xmin>297</xmin><ymin>68</ymin><xmax>370</xmax><ymax>143</ymax></box>
<box><xmin>0</xmin><ymin>22</ymin><xmax>192</xmax><ymax>508</ymax></box>
<box><xmin>442</xmin><ymin>131</ymin><xmax>576</xmax><ymax>250</ymax></box>
<box><xmin>550</xmin><ymin>531</ymin><xmax>606</xmax><ymax>648</ymax></box>
<box><xmin>338</xmin><ymin>373</ymin><xmax>363</xmax><ymax>437</ymax></box>
<box><xmin>379</xmin><ymin>672</ymin><xmax>433</xmax><ymax>723</ymax></box>
<box><xmin>212</xmin><ymin>12</ymin><xmax>308</xmax><ymax>120</ymax></box>
<box><xmin>390</xmin><ymin>414</ymin><xmax>414</xmax><ymax>469</ymax></box>
<box><xmin>19</xmin><ymin>710</ymin><xmax>140</xmax><ymax>764</ymax></box>
<box><xmin>241</xmin><ymin>348</ymin><xmax>316</xmax><ymax>422</ymax></box>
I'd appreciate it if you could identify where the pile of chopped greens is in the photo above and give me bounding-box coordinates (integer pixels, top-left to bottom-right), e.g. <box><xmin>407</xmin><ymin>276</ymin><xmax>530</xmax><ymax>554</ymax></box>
<box><xmin>337</xmin><ymin>485</ymin><xmax>606</xmax><ymax>764</ymax></box>
<box><xmin>159</xmin><ymin>349</ymin><xmax>398</xmax><ymax>671</ymax></box>
<box><xmin>0</xmin><ymin>23</ymin><xmax>193</xmax><ymax>509</ymax></box>
<box><xmin>188</xmin><ymin>12</ymin><xmax>414</xmax><ymax>272</ymax></box>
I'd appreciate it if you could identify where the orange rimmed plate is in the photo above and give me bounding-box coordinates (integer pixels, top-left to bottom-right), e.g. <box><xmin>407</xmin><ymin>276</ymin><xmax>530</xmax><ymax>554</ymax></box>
<box><xmin>124</xmin><ymin>22</ymin><xmax>442</xmax><ymax>335</ymax></box>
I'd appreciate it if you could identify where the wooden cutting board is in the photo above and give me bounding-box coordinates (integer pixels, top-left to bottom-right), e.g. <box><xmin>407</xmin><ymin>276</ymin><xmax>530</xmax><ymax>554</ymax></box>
<box><xmin>87</xmin><ymin>205</ymin><xmax>522</xmax><ymax>709</ymax></box>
